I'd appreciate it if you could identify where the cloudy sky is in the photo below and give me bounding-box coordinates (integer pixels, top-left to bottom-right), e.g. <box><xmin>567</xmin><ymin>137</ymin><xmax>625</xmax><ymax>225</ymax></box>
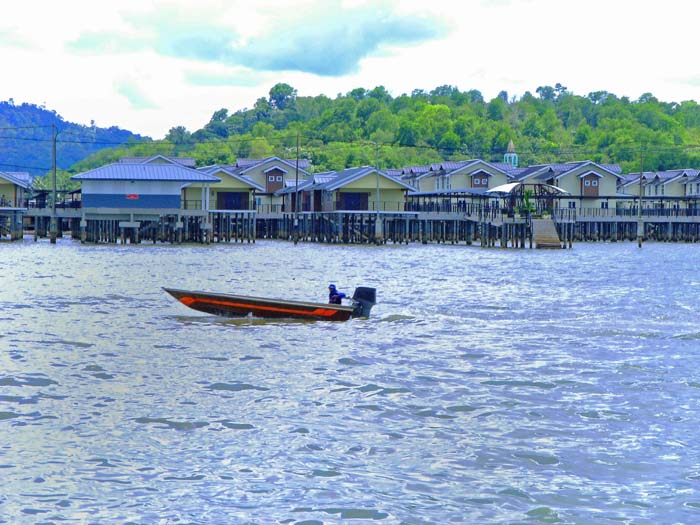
<box><xmin>1</xmin><ymin>0</ymin><xmax>698</xmax><ymax>138</ymax></box>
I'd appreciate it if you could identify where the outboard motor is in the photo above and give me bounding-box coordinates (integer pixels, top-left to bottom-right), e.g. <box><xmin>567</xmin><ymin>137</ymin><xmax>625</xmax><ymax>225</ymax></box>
<box><xmin>351</xmin><ymin>287</ymin><xmax>377</xmax><ymax>318</ymax></box>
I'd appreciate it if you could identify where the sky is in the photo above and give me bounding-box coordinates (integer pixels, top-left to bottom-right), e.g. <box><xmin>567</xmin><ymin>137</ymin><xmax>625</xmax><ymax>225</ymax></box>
<box><xmin>2</xmin><ymin>0</ymin><xmax>699</xmax><ymax>139</ymax></box>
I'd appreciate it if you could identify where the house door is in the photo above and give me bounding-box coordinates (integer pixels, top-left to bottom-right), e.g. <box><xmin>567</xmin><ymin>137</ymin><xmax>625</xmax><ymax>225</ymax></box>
<box><xmin>217</xmin><ymin>192</ymin><xmax>248</xmax><ymax>210</ymax></box>
<box><xmin>338</xmin><ymin>192</ymin><xmax>369</xmax><ymax>210</ymax></box>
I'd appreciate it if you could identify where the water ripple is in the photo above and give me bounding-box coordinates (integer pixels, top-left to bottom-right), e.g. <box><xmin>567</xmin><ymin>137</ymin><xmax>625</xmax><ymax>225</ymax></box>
<box><xmin>1</xmin><ymin>240</ymin><xmax>699</xmax><ymax>523</ymax></box>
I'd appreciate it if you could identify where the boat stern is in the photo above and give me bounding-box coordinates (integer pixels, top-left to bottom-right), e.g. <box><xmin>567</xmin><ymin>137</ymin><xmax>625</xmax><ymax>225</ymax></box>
<box><xmin>351</xmin><ymin>287</ymin><xmax>376</xmax><ymax>318</ymax></box>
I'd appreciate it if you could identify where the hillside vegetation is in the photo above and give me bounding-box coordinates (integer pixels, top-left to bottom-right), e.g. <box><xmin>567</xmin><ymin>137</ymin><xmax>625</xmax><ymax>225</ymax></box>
<box><xmin>0</xmin><ymin>100</ymin><xmax>144</xmax><ymax>184</ymax></box>
<box><xmin>12</xmin><ymin>83</ymin><xmax>700</xmax><ymax>190</ymax></box>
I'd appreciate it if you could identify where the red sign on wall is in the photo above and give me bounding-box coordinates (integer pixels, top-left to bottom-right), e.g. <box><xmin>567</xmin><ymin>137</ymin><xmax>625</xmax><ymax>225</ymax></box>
<box><xmin>126</xmin><ymin>194</ymin><xmax>139</xmax><ymax>200</ymax></box>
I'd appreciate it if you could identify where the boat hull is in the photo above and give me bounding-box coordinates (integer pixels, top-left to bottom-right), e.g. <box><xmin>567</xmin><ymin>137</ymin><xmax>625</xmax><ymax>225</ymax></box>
<box><xmin>164</xmin><ymin>288</ymin><xmax>357</xmax><ymax>321</ymax></box>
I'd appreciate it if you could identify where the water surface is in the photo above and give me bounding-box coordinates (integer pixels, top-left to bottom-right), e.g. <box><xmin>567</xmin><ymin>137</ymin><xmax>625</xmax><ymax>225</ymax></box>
<box><xmin>1</xmin><ymin>239</ymin><xmax>699</xmax><ymax>524</ymax></box>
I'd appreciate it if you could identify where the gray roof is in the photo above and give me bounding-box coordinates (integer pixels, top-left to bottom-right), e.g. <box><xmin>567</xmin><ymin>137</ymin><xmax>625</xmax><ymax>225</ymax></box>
<box><xmin>199</xmin><ymin>165</ymin><xmax>264</xmax><ymax>191</ymax></box>
<box><xmin>401</xmin><ymin>165</ymin><xmax>430</xmax><ymax>175</ymax></box>
<box><xmin>119</xmin><ymin>155</ymin><xmax>196</xmax><ymax>168</ymax></box>
<box><xmin>0</xmin><ymin>171</ymin><xmax>32</xmax><ymax>189</ymax></box>
<box><xmin>276</xmin><ymin>167</ymin><xmax>414</xmax><ymax>194</ymax></box>
<box><xmin>624</xmin><ymin>169</ymin><xmax>699</xmax><ymax>186</ymax></box>
<box><xmin>72</xmin><ymin>163</ymin><xmax>221</xmax><ymax>182</ymax></box>
<box><xmin>237</xmin><ymin>157</ymin><xmax>311</xmax><ymax>178</ymax></box>
<box><xmin>515</xmin><ymin>161</ymin><xmax>624</xmax><ymax>182</ymax></box>
<box><xmin>323</xmin><ymin>166</ymin><xmax>415</xmax><ymax>192</ymax></box>
<box><xmin>621</xmin><ymin>172</ymin><xmax>655</xmax><ymax>186</ymax></box>
<box><xmin>429</xmin><ymin>160</ymin><xmax>475</xmax><ymax>172</ymax></box>
<box><xmin>236</xmin><ymin>157</ymin><xmax>310</xmax><ymax>170</ymax></box>
<box><xmin>427</xmin><ymin>159</ymin><xmax>513</xmax><ymax>180</ymax></box>
<box><xmin>656</xmin><ymin>169</ymin><xmax>698</xmax><ymax>183</ymax></box>
<box><xmin>490</xmin><ymin>162</ymin><xmax>527</xmax><ymax>178</ymax></box>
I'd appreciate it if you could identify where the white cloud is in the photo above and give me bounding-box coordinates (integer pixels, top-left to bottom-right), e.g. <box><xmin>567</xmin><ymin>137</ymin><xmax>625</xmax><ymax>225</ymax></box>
<box><xmin>0</xmin><ymin>0</ymin><xmax>698</xmax><ymax>138</ymax></box>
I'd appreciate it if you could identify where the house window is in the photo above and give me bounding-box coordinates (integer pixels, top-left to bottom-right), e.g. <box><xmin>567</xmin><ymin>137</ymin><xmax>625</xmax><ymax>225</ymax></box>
<box><xmin>473</xmin><ymin>178</ymin><xmax>480</xmax><ymax>185</ymax></box>
<box><xmin>601</xmin><ymin>201</ymin><xmax>609</xmax><ymax>209</ymax></box>
<box><xmin>592</xmin><ymin>180</ymin><xmax>598</xmax><ymax>187</ymax></box>
<box><xmin>584</xmin><ymin>180</ymin><xmax>591</xmax><ymax>187</ymax></box>
<box><xmin>276</xmin><ymin>176</ymin><xmax>283</xmax><ymax>182</ymax></box>
<box><xmin>268</xmin><ymin>175</ymin><xmax>275</xmax><ymax>182</ymax></box>
<box><xmin>568</xmin><ymin>201</ymin><xmax>576</xmax><ymax>209</ymax></box>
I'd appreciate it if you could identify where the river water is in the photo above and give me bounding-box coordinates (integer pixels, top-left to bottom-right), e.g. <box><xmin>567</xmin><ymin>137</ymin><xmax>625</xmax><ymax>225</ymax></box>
<box><xmin>1</xmin><ymin>238</ymin><xmax>699</xmax><ymax>524</ymax></box>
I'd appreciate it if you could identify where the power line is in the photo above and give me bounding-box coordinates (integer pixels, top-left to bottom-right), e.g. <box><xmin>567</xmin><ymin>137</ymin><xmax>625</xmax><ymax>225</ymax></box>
<box><xmin>0</xmin><ymin>124</ymin><xmax>54</xmax><ymax>131</ymax></box>
<box><xmin>3</xmin><ymin>123</ymin><xmax>700</xmax><ymax>175</ymax></box>
<box><xmin>0</xmin><ymin>161</ymin><xmax>53</xmax><ymax>171</ymax></box>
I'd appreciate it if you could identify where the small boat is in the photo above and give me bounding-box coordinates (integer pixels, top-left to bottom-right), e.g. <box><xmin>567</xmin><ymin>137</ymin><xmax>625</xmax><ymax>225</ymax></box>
<box><xmin>163</xmin><ymin>286</ymin><xmax>376</xmax><ymax>321</ymax></box>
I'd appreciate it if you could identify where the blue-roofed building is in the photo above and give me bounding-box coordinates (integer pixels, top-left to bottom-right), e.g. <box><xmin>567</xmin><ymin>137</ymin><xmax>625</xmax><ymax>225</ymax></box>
<box><xmin>0</xmin><ymin>170</ymin><xmax>32</xmax><ymax>208</ymax></box>
<box><xmin>513</xmin><ymin>161</ymin><xmax>624</xmax><ymax>211</ymax></box>
<box><xmin>195</xmin><ymin>165</ymin><xmax>264</xmax><ymax>210</ymax></box>
<box><xmin>0</xmin><ymin>170</ymin><xmax>31</xmax><ymax>240</ymax></box>
<box><xmin>422</xmin><ymin>159</ymin><xmax>512</xmax><ymax>193</ymax></box>
<box><xmin>278</xmin><ymin>166</ymin><xmax>414</xmax><ymax>212</ymax></box>
<box><xmin>72</xmin><ymin>162</ymin><xmax>220</xmax><ymax>209</ymax></box>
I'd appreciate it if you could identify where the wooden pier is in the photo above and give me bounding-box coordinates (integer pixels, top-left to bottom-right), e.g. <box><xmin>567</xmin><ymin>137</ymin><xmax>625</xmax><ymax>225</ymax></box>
<box><xmin>0</xmin><ymin>208</ymin><xmax>25</xmax><ymax>241</ymax></box>
<box><xmin>14</xmin><ymin>206</ymin><xmax>700</xmax><ymax>247</ymax></box>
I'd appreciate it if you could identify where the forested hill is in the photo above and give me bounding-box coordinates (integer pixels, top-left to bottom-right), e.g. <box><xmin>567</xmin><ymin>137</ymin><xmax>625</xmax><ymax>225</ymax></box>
<box><xmin>0</xmin><ymin>100</ymin><xmax>145</xmax><ymax>177</ymax></box>
<box><xmin>23</xmin><ymin>84</ymin><xmax>700</xmax><ymax>190</ymax></box>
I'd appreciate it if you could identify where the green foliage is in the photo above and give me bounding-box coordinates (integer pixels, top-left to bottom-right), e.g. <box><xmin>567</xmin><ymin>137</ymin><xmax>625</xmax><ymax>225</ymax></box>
<box><xmin>7</xmin><ymin>84</ymin><xmax>700</xmax><ymax>184</ymax></box>
<box><xmin>269</xmin><ymin>83</ymin><xmax>297</xmax><ymax>111</ymax></box>
<box><xmin>0</xmin><ymin>100</ymin><xmax>144</xmax><ymax>182</ymax></box>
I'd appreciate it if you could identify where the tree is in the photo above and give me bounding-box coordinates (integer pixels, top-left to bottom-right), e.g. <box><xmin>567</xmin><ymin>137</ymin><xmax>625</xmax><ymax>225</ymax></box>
<box><xmin>487</xmin><ymin>97</ymin><xmax>506</xmax><ymax>120</ymax></box>
<box><xmin>438</xmin><ymin>131</ymin><xmax>461</xmax><ymax>155</ymax></box>
<box><xmin>368</xmin><ymin>86</ymin><xmax>392</xmax><ymax>104</ymax></box>
<box><xmin>356</xmin><ymin>98</ymin><xmax>381</xmax><ymax>125</ymax></box>
<box><xmin>210</xmin><ymin>108</ymin><xmax>228</xmax><ymax>123</ymax></box>
<box><xmin>253</xmin><ymin>97</ymin><xmax>272</xmax><ymax>121</ymax></box>
<box><xmin>269</xmin><ymin>83</ymin><xmax>297</xmax><ymax>110</ymax></box>
<box><xmin>165</xmin><ymin>126</ymin><xmax>192</xmax><ymax>145</ymax></box>
<box><xmin>347</xmin><ymin>88</ymin><xmax>367</xmax><ymax>101</ymax></box>
<box><xmin>554</xmin><ymin>83</ymin><xmax>568</xmax><ymax>99</ymax></box>
<box><xmin>397</xmin><ymin>121</ymin><xmax>419</xmax><ymax>146</ymax></box>
<box><xmin>536</xmin><ymin>85</ymin><xmax>556</xmax><ymax>101</ymax></box>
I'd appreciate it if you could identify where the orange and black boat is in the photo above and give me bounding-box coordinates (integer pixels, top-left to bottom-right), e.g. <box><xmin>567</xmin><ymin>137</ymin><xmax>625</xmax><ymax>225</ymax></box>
<box><xmin>163</xmin><ymin>286</ymin><xmax>376</xmax><ymax>321</ymax></box>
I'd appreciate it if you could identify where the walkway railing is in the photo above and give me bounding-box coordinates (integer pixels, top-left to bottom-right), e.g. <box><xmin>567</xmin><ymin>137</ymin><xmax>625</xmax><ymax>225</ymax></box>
<box><xmin>564</xmin><ymin>207</ymin><xmax>700</xmax><ymax>219</ymax></box>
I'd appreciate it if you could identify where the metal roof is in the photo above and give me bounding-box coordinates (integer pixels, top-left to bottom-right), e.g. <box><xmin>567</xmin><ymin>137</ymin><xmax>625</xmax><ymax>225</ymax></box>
<box><xmin>491</xmin><ymin>162</ymin><xmax>528</xmax><ymax>178</ymax></box>
<box><xmin>515</xmin><ymin>161</ymin><xmax>624</xmax><ymax>182</ymax></box>
<box><xmin>202</xmin><ymin>165</ymin><xmax>265</xmax><ymax>191</ymax></box>
<box><xmin>322</xmin><ymin>166</ymin><xmax>415</xmax><ymax>192</ymax></box>
<box><xmin>119</xmin><ymin>155</ymin><xmax>196</xmax><ymax>168</ymax></box>
<box><xmin>0</xmin><ymin>170</ymin><xmax>32</xmax><ymax>189</ymax></box>
<box><xmin>72</xmin><ymin>163</ymin><xmax>221</xmax><ymax>182</ymax></box>
<box><xmin>402</xmin><ymin>165</ymin><xmax>430</xmax><ymax>174</ymax></box>
<box><xmin>236</xmin><ymin>157</ymin><xmax>310</xmax><ymax>169</ymax></box>
<box><xmin>237</xmin><ymin>157</ymin><xmax>311</xmax><ymax>178</ymax></box>
<box><xmin>276</xmin><ymin>167</ymin><xmax>415</xmax><ymax>194</ymax></box>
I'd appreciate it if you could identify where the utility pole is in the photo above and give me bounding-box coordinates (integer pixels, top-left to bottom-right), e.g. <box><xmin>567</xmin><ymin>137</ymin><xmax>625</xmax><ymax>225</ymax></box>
<box><xmin>374</xmin><ymin>141</ymin><xmax>382</xmax><ymax>243</ymax></box>
<box><xmin>637</xmin><ymin>144</ymin><xmax>644</xmax><ymax>248</ymax></box>
<box><xmin>294</xmin><ymin>133</ymin><xmax>299</xmax><ymax>245</ymax></box>
<box><xmin>50</xmin><ymin>123</ymin><xmax>58</xmax><ymax>244</ymax></box>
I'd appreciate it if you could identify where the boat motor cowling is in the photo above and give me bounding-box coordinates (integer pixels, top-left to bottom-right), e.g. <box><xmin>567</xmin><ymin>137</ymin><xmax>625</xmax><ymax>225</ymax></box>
<box><xmin>351</xmin><ymin>287</ymin><xmax>376</xmax><ymax>318</ymax></box>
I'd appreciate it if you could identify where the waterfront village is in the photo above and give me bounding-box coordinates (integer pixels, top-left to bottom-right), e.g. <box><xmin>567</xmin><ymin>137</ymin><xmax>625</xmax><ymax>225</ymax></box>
<box><xmin>1</xmin><ymin>141</ymin><xmax>700</xmax><ymax>248</ymax></box>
